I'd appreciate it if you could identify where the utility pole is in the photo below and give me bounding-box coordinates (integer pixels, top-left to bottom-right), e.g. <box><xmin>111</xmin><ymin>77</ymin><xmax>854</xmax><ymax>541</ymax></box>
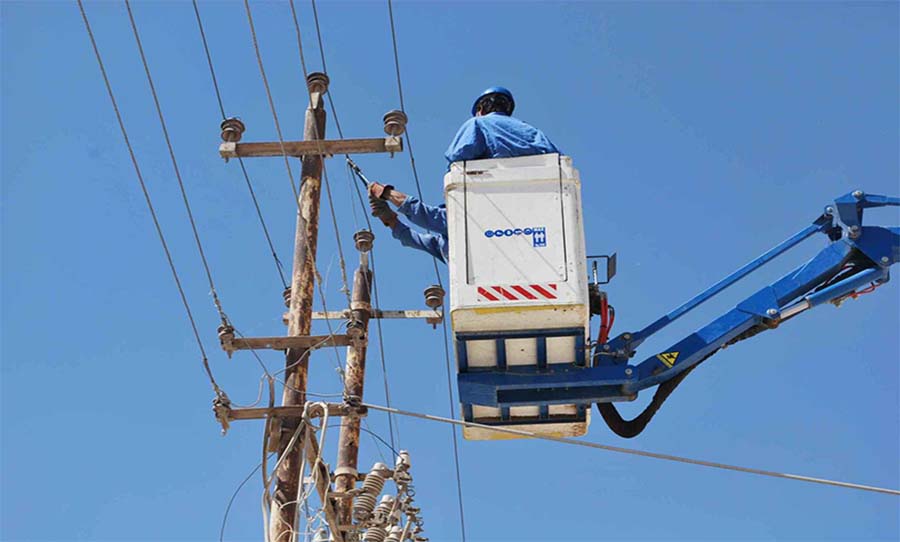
<box><xmin>211</xmin><ymin>71</ymin><xmax>426</xmax><ymax>541</ymax></box>
<box><xmin>334</xmin><ymin>230</ymin><xmax>375</xmax><ymax>526</ymax></box>
<box><xmin>268</xmin><ymin>71</ymin><xmax>328</xmax><ymax>542</ymax></box>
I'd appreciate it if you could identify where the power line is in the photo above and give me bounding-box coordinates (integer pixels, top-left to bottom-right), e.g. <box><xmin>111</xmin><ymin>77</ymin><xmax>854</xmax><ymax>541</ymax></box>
<box><xmin>241</xmin><ymin>0</ymin><xmax>348</xmax><ymax>382</ymax></box>
<box><xmin>192</xmin><ymin>0</ymin><xmax>288</xmax><ymax>290</ymax></box>
<box><xmin>306</xmin><ymin>0</ymin><xmax>401</xmax><ymax>452</ymax></box>
<box><xmin>77</xmin><ymin>0</ymin><xmax>225</xmax><ymax>399</ymax></box>
<box><xmin>125</xmin><ymin>0</ymin><xmax>230</xmax><ymax>327</ymax></box>
<box><xmin>439</xmin><ymin>316</ymin><xmax>467</xmax><ymax>537</ymax></box>
<box><xmin>363</xmin><ymin>402</ymin><xmax>900</xmax><ymax>497</ymax></box>
<box><xmin>243</xmin><ymin>1</ymin><xmax>398</xmax><ymax>486</ymax></box>
<box><xmin>385</xmin><ymin>3</ymin><xmax>465</xmax><ymax>539</ymax></box>
<box><xmin>242</xmin><ymin>0</ymin><xmax>301</xmax><ymax>203</ymax></box>
<box><xmin>385</xmin><ymin>0</ymin><xmax>443</xmax><ymax>288</ymax></box>
<box><xmin>220</xmin><ymin>459</ymin><xmax>265</xmax><ymax>542</ymax></box>
<box><xmin>288</xmin><ymin>0</ymin><xmax>351</xmax><ymax>306</ymax></box>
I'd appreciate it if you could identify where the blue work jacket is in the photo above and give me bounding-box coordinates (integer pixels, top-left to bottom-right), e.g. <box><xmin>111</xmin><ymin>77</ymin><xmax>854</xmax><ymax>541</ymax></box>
<box><xmin>444</xmin><ymin>112</ymin><xmax>559</xmax><ymax>164</ymax></box>
<box><xmin>391</xmin><ymin>196</ymin><xmax>448</xmax><ymax>264</ymax></box>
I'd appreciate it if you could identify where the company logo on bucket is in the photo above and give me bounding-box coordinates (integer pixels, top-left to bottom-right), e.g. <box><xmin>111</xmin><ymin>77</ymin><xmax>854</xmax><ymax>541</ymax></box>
<box><xmin>484</xmin><ymin>226</ymin><xmax>547</xmax><ymax>247</ymax></box>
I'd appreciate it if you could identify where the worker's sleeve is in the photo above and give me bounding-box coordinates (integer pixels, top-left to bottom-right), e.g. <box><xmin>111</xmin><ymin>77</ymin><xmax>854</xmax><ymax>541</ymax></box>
<box><xmin>396</xmin><ymin>196</ymin><xmax>447</xmax><ymax>237</ymax></box>
<box><xmin>391</xmin><ymin>222</ymin><xmax>448</xmax><ymax>264</ymax></box>
<box><xmin>444</xmin><ymin>118</ymin><xmax>487</xmax><ymax>164</ymax></box>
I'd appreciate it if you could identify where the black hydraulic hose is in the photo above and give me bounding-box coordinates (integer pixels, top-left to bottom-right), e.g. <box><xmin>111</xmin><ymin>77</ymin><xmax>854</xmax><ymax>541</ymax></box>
<box><xmin>597</xmin><ymin>364</ymin><xmax>698</xmax><ymax>439</ymax></box>
<box><xmin>597</xmin><ymin>321</ymin><xmax>775</xmax><ymax>438</ymax></box>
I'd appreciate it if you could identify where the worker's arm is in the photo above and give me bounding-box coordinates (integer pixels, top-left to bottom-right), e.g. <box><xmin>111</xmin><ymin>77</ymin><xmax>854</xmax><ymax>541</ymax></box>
<box><xmin>396</xmin><ymin>196</ymin><xmax>447</xmax><ymax>237</ymax></box>
<box><xmin>444</xmin><ymin>117</ymin><xmax>488</xmax><ymax>164</ymax></box>
<box><xmin>370</xmin><ymin>183</ymin><xmax>447</xmax><ymax>237</ymax></box>
<box><xmin>391</xmin><ymin>221</ymin><xmax>448</xmax><ymax>264</ymax></box>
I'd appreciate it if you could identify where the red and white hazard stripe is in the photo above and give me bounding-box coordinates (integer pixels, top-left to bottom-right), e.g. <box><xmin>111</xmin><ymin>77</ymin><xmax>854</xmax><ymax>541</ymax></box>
<box><xmin>476</xmin><ymin>283</ymin><xmax>558</xmax><ymax>302</ymax></box>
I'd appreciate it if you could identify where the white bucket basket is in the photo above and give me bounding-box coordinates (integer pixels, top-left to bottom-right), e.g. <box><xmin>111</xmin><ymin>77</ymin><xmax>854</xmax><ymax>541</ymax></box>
<box><xmin>444</xmin><ymin>154</ymin><xmax>591</xmax><ymax>440</ymax></box>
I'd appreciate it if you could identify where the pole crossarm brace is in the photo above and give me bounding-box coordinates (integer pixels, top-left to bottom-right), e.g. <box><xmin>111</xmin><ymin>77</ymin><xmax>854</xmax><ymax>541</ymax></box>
<box><xmin>223</xmin><ymin>402</ymin><xmax>367</xmax><ymax>422</ymax></box>
<box><xmin>219</xmin><ymin>332</ymin><xmax>351</xmax><ymax>357</ymax></box>
<box><xmin>311</xmin><ymin>308</ymin><xmax>443</xmax><ymax>324</ymax></box>
<box><xmin>218</xmin><ymin>109</ymin><xmax>408</xmax><ymax>163</ymax></box>
<box><xmin>219</xmin><ymin>137</ymin><xmax>403</xmax><ymax>160</ymax></box>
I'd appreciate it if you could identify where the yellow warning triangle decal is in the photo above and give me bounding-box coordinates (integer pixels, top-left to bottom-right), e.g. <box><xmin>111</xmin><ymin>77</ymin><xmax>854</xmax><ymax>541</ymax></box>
<box><xmin>656</xmin><ymin>351</ymin><xmax>680</xmax><ymax>368</ymax></box>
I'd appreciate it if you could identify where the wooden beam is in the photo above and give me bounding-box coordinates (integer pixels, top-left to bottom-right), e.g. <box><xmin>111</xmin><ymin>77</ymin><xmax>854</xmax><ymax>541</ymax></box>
<box><xmin>222</xmin><ymin>334</ymin><xmax>350</xmax><ymax>354</ymax></box>
<box><xmin>311</xmin><ymin>309</ymin><xmax>443</xmax><ymax>321</ymax></box>
<box><xmin>219</xmin><ymin>136</ymin><xmax>402</xmax><ymax>160</ymax></box>
<box><xmin>226</xmin><ymin>403</ymin><xmax>367</xmax><ymax>421</ymax></box>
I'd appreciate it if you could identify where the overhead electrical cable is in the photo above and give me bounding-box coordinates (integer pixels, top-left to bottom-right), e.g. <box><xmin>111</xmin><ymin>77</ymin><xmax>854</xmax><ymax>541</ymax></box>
<box><xmin>77</xmin><ymin>0</ymin><xmax>225</xmax><ymax>399</ymax></box>
<box><xmin>125</xmin><ymin>0</ymin><xmax>231</xmax><ymax>327</ymax></box>
<box><xmin>241</xmin><ymin>0</ymin><xmax>347</xmax><ymax>383</ymax></box>
<box><xmin>363</xmin><ymin>402</ymin><xmax>900</xmax><ymax>497</ymax></box>
<box><xmin>192</xmin><ymin>0</ymin><xmax>289</xmax><ymax>290</ymax></box>
<box><xmin>306</xmin><ymin>0</ymin><xmax>401</xmax><ymax>451</ymax></box>
<box><xmin>385</xmin><ymin>0</ymin><xmax>442</xmax><ymax>287</ymax></box>
<box><xmin>220</xmin><ymin>459</ymin><xmax>266</xmax><ymax>542</ymax></box>
<box><xmin>242</xmin><ymin>1</ymin><xmax>397</xmax><ymax>472</ymax></box>
<box><xmin>242</xmin><ymin>0</ymin><xmax>301</xmax><ymax>203</ymax></box>
<box><xmin>242</xmin><ymin>1</ymin><xmax>395</xmax><ymax>472</ymax></box>
<box><xmin>385</xmin><ymin>3</ymin><xmax>466</xmax><ymax>539</ymax></box>
<box><xmin>288</xmin><ymin>0</ymin><xmax>351</xmax><ymax>306</ymax></box>
<box><xmin>440</xmin><ymin>317</ymin><xmax>467</xmax><ymax>537</ymax></box>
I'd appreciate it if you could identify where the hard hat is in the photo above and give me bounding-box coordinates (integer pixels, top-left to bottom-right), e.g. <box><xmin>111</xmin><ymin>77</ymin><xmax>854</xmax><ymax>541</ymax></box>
<box><xmin>471</xmin><ymin>86</ymin><xmax>515</xmax><ymax>116</ymax></box>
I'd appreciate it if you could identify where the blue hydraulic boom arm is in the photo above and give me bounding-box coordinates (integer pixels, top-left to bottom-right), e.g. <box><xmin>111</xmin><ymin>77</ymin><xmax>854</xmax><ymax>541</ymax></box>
<box><xmin>593</xmin><ymin>190</ymin><xmax>899</xmax><ymax>436</ymax></box>
<box><xmin>455</xmin><ymin>190</ymin><xmax>899</xmax><ymax>438</ymax></box>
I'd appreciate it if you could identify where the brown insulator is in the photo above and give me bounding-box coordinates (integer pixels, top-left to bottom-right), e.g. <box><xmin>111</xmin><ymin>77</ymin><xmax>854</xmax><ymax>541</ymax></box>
<box><xmin>354</xmin><ymin>230</ymin><xmax>375</xmax><ymax>253</ymax></box>
<box><xmin>423</xmin><ymin>285</ymin><xmax>445</xmax><ymax>309</ymax></box>
<box><xmin>306</xmin><ymin>72</ymin><xmax>330</xmax><ymax>95</ymax></box>
<box><xmin>383</xmin><ymin>110</ymin><xmax>408</xmax><ymax>136</ymax></box>
<box><xmin>220</xmin><ymin>117</ymin><xmax>245</xmax><ymax>143</ymax></box>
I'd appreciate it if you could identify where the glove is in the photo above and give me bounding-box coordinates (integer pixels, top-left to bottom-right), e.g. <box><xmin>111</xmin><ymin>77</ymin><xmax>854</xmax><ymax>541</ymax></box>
<box><xmin>368</xmin><ymin>182</ymin><xmax>394</xmax><ymax>201</ymax></box>
<box><xmin>369</xmin><ymin>193</ymin><xmax>398</xmax><ymax>228</ymax></box>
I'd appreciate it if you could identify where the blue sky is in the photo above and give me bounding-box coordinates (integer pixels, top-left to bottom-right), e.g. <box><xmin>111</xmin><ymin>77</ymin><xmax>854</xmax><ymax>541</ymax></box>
<box><xmin>2</xmin><ymin>1</ymin><xmax>898</xmax><ymax>540</ymax></box>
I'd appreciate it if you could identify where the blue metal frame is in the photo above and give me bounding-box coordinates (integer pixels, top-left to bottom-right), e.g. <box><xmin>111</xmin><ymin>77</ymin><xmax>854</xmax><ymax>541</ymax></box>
<box><xmin>457</xmin><ymin>192</ymin><xmax>899</xmax><ymax>421</ymax></box>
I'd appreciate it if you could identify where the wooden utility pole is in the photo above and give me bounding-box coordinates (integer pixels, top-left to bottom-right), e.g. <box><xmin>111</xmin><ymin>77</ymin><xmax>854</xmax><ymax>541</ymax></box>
<box><xmin>334</xmin><ymin>231</ymin><xmax>375</xmax><ymax>526</ymax></box>
<box><xmin>268</xmin><ymin>72</ymin><xmax>328</xmax><ymax>542</ymax></box>
<box><xmin>213</xmin><ymin>73</ymin><xmax>410</xmax><ymax>541</ymax></box>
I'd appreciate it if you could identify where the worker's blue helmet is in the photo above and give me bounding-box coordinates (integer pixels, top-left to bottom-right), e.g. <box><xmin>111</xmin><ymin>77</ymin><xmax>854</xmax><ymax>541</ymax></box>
<box><xmin>471</xmin><ymin>86</ymin><xmax>515</xmax><ymax>116</ymax></box>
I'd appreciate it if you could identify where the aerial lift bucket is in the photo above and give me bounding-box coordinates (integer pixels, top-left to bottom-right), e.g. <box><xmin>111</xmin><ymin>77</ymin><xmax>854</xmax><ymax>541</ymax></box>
<box><xmin>445</xmin><ymin>154</ymin><xmax>591</xmax><ymax>440</ymax></box>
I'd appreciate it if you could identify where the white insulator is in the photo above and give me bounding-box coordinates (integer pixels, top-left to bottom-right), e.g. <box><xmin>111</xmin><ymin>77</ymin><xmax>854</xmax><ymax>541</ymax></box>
<box><xmin>312</xmin><ymin>528</ymin><xmax>330</xmax><ymax>542</ymax></box>
<box><xmin>362</xmin><ymin>463</ymin><xmax>391</xmax><ymax>493</ymax></box>
<box><xmin>362</xmin><ymin>526</ymin><xmax>387</xmax><ymax>542</ymax></box>
<box><xmin>384</xmin><ymin>526</ymin><xmax>404</xmax><ymax>542</ymax></box>
<box><xmin>353</xmin><ymin>463</ymin><xmax>390</xmax><ymax>522</ymax></box>
<box><xmin>372</xmin><ymin>494</ymin><xmax>395</xmax><ymax>525</ymax></box>
<box><xmin>353</xmin><ymin>492</ymin><xmax>378</xmax><ymax>522</ymax></box>
<box><xmin>395</xmin><ymin>450</ymin><xmax>411</xmax><ymax>471</ymax></box>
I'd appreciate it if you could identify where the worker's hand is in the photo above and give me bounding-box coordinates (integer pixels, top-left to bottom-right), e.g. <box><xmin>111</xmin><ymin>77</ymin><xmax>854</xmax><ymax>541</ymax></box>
<box><xmin>369</xmin><ymin>193</ymin><xmax>398</xmax><ymax>228</ymax></box>
<box><xmin>368</xmin><ymin>182</ymin><xmax>394</xmax><ymax>201</ymax></box>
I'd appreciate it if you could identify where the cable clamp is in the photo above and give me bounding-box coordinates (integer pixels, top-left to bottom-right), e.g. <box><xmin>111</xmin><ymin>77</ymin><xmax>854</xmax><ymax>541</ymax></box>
<box><xmin>212</xmin><ymin>392</ymin><xmax>232</xmax><ymax>435</ymax></box>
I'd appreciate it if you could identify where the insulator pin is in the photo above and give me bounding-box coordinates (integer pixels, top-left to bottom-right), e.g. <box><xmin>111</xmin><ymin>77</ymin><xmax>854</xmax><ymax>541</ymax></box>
<box><xmin>220</xmin><ymin>117</ymin><xmax>245</xmax><ymax>143</ymax></box>
<box><xmin>383</xmin><ymin>110</ymin><xmax>408</xmax><ymax>136</ymax></box>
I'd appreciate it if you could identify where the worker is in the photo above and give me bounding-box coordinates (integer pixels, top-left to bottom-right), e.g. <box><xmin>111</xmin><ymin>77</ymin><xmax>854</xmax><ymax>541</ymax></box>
<box><xmin>369</xmin><ymin>86</ymin><xmax>559</xmax><ymax>263</ymax></box>
<box><xmin>445</xmin><ymin>86</ymin><xmax>559</xmax><ymax>164</ymax></box>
